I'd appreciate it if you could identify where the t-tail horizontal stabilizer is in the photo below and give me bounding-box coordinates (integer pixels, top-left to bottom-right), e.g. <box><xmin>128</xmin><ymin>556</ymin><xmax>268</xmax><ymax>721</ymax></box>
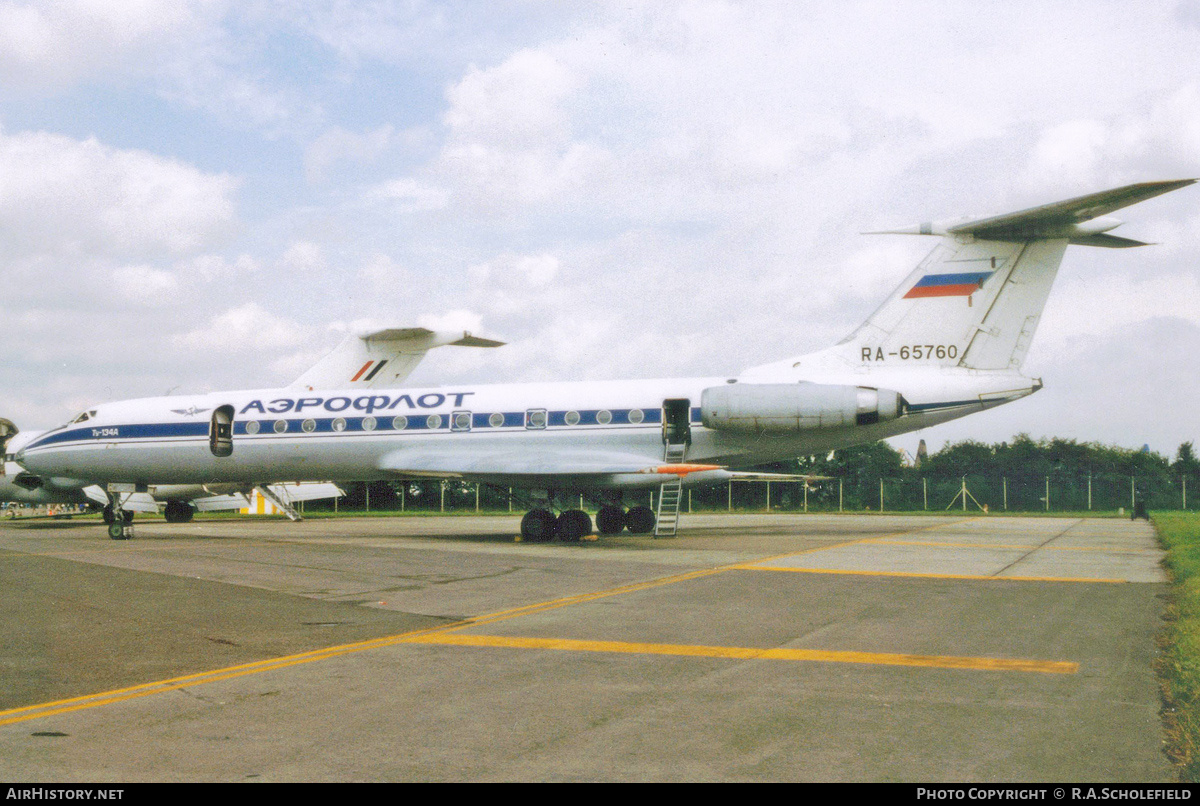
<box><xmin>867</xmin><ymin>179</ymin><xmax>1196</xmax><ymax>246</ymax></box>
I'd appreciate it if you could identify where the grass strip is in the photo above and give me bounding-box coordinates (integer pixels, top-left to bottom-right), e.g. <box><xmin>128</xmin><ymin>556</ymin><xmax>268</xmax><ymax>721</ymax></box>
<box><xmin>1153</xmin><ymin>512</ymin><xmax>1200</xmax><ymax>780</ymax></box>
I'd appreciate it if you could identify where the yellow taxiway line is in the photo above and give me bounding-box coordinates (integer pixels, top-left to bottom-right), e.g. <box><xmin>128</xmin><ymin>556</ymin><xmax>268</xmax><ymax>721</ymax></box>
<box><xmin>0</xmin><ymin>519</ymin><xmax>1077</xmax><ymax>727</ymax></box>
<box><xmin>407</xmin><ymin>633</ymin><xmax>1078</xmax><ymax>674</ymax></box>
<box><xmin>734</xmin><ymin>564</ymin><xmax>1127</xmax><ymax>584</ymax></box>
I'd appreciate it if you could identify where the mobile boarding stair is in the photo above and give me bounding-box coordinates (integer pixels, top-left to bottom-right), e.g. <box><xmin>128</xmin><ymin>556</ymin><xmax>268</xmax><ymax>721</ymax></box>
<box><xmin>654</xmin><ymin>440</ymin><xmax>687</xmax><ymax>537</ymax></box>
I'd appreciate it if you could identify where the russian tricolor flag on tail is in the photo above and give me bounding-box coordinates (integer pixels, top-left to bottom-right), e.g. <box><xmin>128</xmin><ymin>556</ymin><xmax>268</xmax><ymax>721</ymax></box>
<box><xmin>903</xmin><ymin>271</ymin><xmax>993</xmax><ymax>299</ymax></box>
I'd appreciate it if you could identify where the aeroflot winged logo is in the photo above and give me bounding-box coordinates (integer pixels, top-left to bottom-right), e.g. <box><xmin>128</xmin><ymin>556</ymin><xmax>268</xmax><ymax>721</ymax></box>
<box><xmin>903</xmin><ymin>271</ymin><xmax>994</xmax><ymax>299</ymax></box>
<box><xmin>171</xmin><ymin>406</ymin><xmax>211</xmax><ymax>417</ymax></box>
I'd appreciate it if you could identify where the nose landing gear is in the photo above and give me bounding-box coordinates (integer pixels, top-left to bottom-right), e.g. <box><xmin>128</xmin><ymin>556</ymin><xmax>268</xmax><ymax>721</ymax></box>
<box><xmin>102</xmin><ymin>487</ymin><xmax>137</xmax><ymax>540</ymax></box>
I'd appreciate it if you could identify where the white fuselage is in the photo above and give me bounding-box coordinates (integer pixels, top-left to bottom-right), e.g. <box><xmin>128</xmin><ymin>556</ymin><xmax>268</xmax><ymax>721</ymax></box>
<box><xmin>16</xmin><ymin>370</ymin><xmax>1036</xmax><ymax>491</ymax></box>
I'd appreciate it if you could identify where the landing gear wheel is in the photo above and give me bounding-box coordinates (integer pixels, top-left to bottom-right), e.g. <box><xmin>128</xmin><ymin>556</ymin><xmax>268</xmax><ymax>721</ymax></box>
<box><xmin>596</xmin><ymin>505</ymin><xmax>626</xmax><ymax>535</ymax></box>
<box><xmin>555</xmin><ymin>510</ymin><xmax>593</xmax><ymax>542</ymax></box>
<box><xmin>102</xmin><ymin>505</ymin><xmax>134</xmax><ymax>525</ymax></box>
<box><xmin>107</xmin><ymin>521</ymin><xmax>131</xmax><ymax>540</ymax></box>
<box><xmin>521</xmin><ymin>509</ymin><xmax>557</xmax><ymax>542</ymax></box>
<box><xmin>163</xmin><ymin>501</ymin><xmax>195</xmax><ymax>523</ymax></box>
<box><xmin>625</xmin><ymin>505</ymin><xmax>656</xmax><ymax>535</ymax></box>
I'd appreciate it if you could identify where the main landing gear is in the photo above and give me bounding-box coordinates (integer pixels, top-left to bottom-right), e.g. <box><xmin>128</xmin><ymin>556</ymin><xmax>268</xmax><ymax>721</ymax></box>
<box><xmin>519</xmin><ymin>508</ymin><xmax>592</xmax><ymax>542</ymax></box>
<box><xmin>517</xmin><ymin>502</ymin><xmax>658</xmax><ymax>542</ymax></box>
<box><xmin>163</xmin><ymin>501</ymin><xmax>196</xmax><ymax>523</ymax></box>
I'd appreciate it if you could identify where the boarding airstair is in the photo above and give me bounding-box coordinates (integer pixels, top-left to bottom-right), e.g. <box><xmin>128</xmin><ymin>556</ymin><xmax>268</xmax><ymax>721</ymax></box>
<box><xmin>654</xmin><ymin>440</ymin><xmax>687</xmax><ymax>537</ymax></box>
<box><xmin>255</xmin><ymin>484</ymin><xmax>303</xmax><ymax>521</ymax></box>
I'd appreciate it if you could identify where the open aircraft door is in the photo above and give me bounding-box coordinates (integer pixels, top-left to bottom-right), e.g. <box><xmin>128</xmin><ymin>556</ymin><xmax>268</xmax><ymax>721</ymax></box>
<box><xmin>662</xmin><ymin>399</ymin><xmax>691</xmax><ymax>448</ymax></box>
<box><xmin>209</xmin><ymin>406</ymin><xmax>234</xmax><ymax>457</ymax></box>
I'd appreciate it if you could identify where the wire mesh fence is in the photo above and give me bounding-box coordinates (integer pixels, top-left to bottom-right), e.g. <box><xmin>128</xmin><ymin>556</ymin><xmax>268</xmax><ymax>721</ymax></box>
<box><xmin>315</xmin><ymin>472</ymin><xmax>1200</xmax><ymax>515</ymax></box>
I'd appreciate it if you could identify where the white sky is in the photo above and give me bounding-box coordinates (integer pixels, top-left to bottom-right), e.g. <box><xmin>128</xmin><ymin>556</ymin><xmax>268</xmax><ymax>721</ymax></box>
<box><xmin>2</xmin><ymin>0</ymin><xmax>1199</xmax><ymax>458</ymax></box>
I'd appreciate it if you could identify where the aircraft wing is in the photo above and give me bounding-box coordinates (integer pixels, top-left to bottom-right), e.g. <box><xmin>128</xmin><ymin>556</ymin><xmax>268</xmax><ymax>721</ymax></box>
<box><xmin>82</xmin><ymin>486</ymin><xmax>160</xmax><ymax>513</ymax></box>
<box><xmin>191</xmin><ymin>482</ymin><xmax>344</xmax><ymax>512</ymax></box>
<box><xmin>377</xmin><ymin>447</ymin><xmax>721</xmax><ymax>483</ymax></box>
<box><xmin>726</xmin><ymin>471</ymin><xmax>833</xmax><ymax>482</ymax></box>
<box><xmin>291</xmin><ymin>327</ymin><xmax>505</xmax><ymax>390</ymax></box>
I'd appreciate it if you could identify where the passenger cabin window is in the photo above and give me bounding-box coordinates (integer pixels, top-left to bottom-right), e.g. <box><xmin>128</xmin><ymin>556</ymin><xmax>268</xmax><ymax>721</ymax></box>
<box><xmin>451</xmin><ymin>411</ymin><xmax>472</xmax><ymax>432</ymax></box>
<box><xmin>209</xmin><ymin>405</ymin><xmax>234</xmax><ymax>458</ymax></box>
<box><xmin>525</xmin><ymin>409</ymin><xmax>547</xmax><ymax>430</ymax></box>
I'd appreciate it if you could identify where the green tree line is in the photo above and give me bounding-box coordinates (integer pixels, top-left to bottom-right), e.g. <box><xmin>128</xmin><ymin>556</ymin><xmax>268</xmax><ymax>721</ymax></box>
<box><xmin>318</xmin><ymin>435</ymin><xmax>1200</xmax><ymax>514</ymax></box>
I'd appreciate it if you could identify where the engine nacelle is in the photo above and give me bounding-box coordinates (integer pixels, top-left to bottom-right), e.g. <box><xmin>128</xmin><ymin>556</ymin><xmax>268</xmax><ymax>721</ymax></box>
<box><xmin>700</xmin><ymin>383</ymin><xmax>906</xmax><ymax>432</ymax></box>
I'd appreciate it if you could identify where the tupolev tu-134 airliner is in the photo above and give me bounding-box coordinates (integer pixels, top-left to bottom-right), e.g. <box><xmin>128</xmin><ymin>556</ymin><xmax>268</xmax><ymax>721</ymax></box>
<box><xmin>16</xmin><ymin>180</ymin><xmax>1195</xmax><ymax>541</ymax></box>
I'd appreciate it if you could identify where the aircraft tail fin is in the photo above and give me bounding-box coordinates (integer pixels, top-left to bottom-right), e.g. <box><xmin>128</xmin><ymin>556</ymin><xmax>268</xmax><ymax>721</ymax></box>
<box><xmin>744</xmin><ymin>180</ymin><xmax>1195</xmax><ymax>378</ymax></box>
<box><xmin>0</xmin><ymin>418</ymin><xmax>17</xmax><ymax>459</ymax></box>
<box><xmin>290</xmin><ymin>327</ymin><xmax>504</xmax><ymax>390</ymax></box>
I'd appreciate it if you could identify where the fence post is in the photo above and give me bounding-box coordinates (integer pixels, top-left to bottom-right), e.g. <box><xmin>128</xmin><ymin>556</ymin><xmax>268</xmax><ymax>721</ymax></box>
<box><xmin>440</xmin><ymin>480</ymin><xmax>445</xmax><ymax>513</ymax></box>
<box><xmin>922</xmin><ymin>477</ymin><xmax>927</xmax><ymax>511</ymax></box>
<box><xmin>1045</xmin><ymin>476</ymin><xmax>1049</xmax><ymax>512</ymax></box>
<box><xmin>839</xmin><ymin>478</ymin><xmax>843</xmax><ymax>513</ymax></box>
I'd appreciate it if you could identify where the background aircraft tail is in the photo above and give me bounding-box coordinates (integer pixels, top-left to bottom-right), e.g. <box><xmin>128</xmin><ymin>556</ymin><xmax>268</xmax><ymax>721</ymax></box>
<box><xmin>291</xmin><ymin>327</ymin><xmax>504</xmax><ymax>390</ymax></box>
<box><xmin>744</xmin><ymin>180</ymin><xmax>1194</xmax><ymax>378</ymax></box>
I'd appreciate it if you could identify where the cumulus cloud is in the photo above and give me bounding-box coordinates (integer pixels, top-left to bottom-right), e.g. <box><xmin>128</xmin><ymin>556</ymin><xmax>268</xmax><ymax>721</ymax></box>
<box><xmin>305</xmin><ymin>124</ymin><xmax>399</xmax><ymax>182</ymax></box>
<box><xmin>367</xmin><ymin>178</ymin><xmax>449</xmax><ymax>213</ymax></box>
<box><xmin>111</xmin><ymin>264</ymin><xmax>181</xmax><ymax>306</ymax></box>
<box><xmin>5</xmin><ymin>1</ymin><xmax>1200</xmax><ymax>458</ymax></box>
<box><xmin>0</xmin><ymin>130</ymin><xmax>238</xmax><ymax>258</ymax></box>
<box><xmin>172</xmin><ymin>303</ymin><xmax>305</xmax><ymax>353</ymax></box>
<box><xmin>0</xmin><ymin>0</ymin><xmax>205</xmax><ymax>88</ymax></box>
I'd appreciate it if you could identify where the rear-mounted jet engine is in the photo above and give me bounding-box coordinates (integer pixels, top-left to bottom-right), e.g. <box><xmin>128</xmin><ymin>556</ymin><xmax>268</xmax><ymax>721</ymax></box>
<box><xmin>700</xmin><ymin>383</ymin><xmax>907</xmax><ymax>432</ymax></box>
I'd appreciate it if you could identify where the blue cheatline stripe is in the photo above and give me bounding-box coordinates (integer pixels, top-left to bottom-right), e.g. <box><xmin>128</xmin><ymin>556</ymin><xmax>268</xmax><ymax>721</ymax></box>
<box><xmin>25</xmin><ymin>406</ymin><xmax>696</xmax><ymax>449</ymax></box>
<box><xmin>26</xmin><ymin>422</ymin><xmax>208</xmax><ymax>449</ymax></box>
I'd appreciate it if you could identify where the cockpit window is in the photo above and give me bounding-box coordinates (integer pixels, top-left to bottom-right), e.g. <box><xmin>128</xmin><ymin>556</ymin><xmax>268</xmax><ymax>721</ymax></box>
<box><xmin>70</xmin><ymin>410</ymin><xmax>97</xmax><ymax>424</ymax></box>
